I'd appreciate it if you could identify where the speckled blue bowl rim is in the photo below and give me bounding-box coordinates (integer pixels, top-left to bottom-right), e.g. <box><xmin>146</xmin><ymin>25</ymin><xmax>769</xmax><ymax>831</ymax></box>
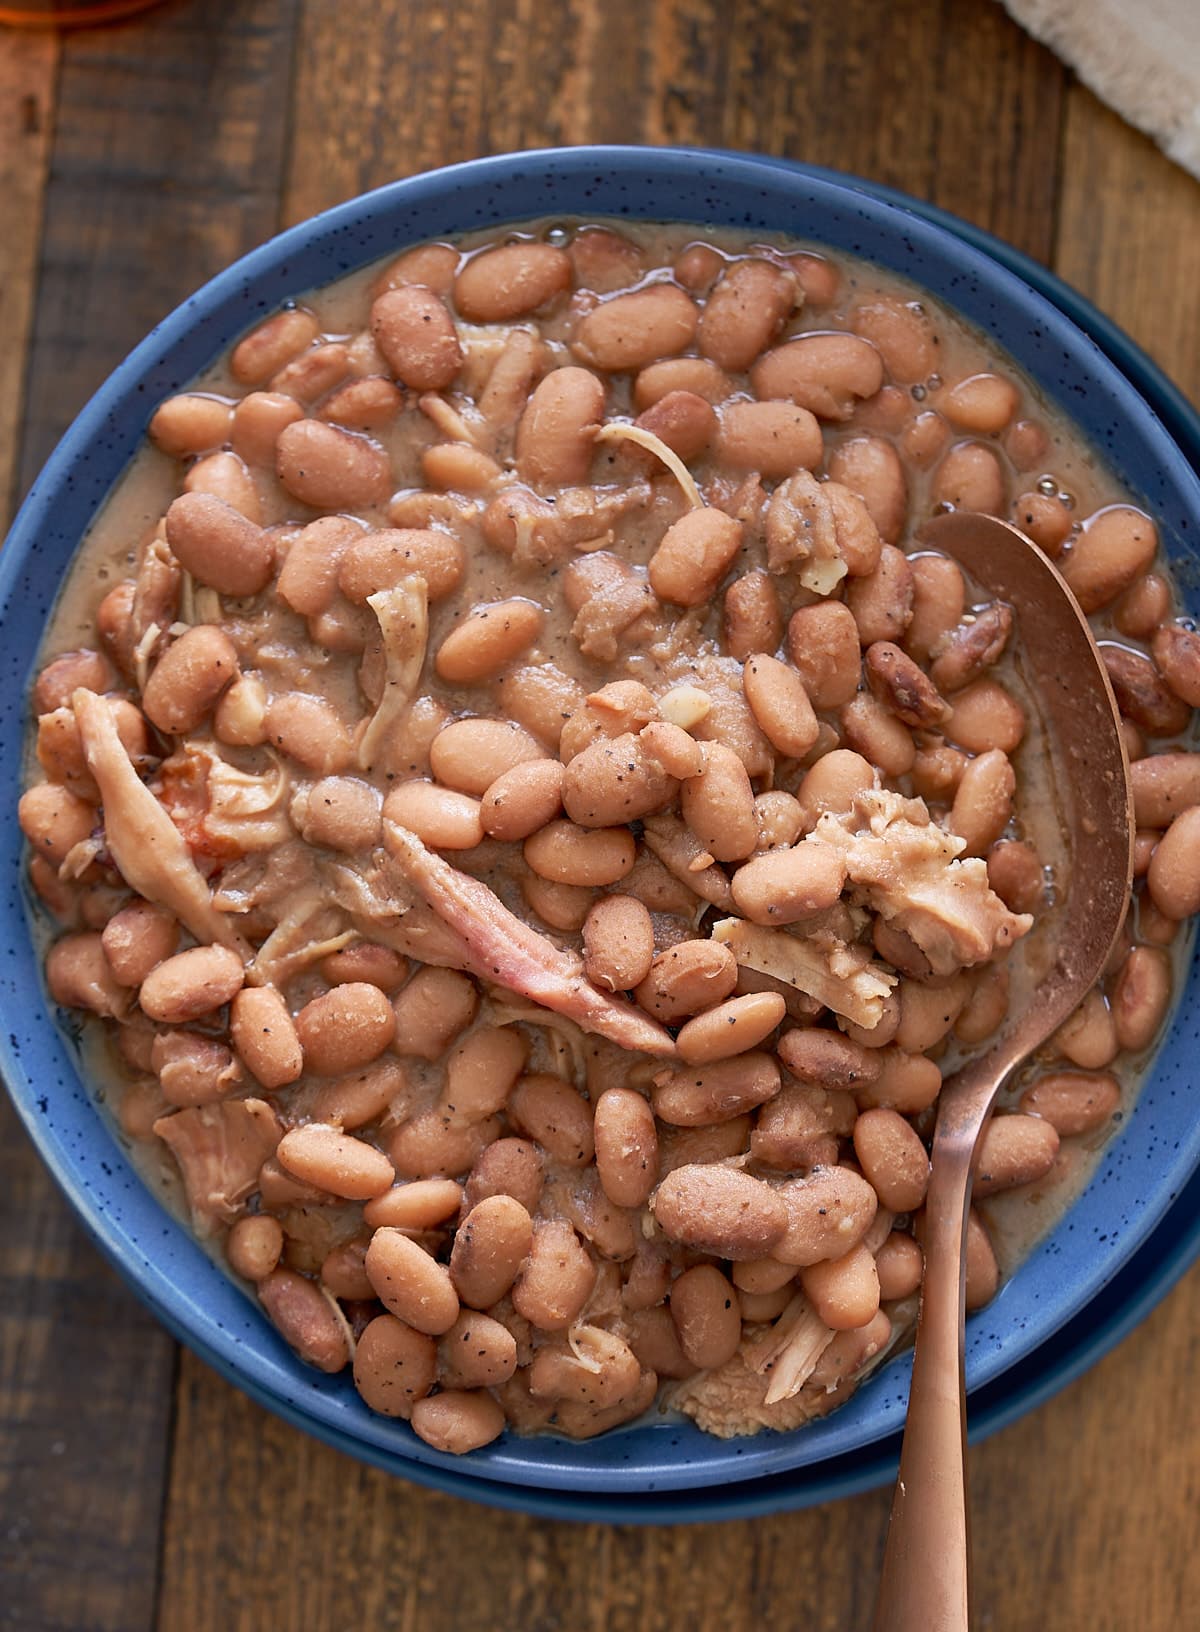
<box><xmin>1</xmin><ymin>147</ymin><xmax>1198</xmax><ymax>1507</ymax></box>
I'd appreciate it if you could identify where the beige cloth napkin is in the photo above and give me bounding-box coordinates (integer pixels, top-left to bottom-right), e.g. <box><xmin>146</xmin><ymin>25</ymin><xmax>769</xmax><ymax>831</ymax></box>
<box><xmin>1002</xmin><ymin>0</ymin><xmax>1200</xmax><ymax>179</ymax></box>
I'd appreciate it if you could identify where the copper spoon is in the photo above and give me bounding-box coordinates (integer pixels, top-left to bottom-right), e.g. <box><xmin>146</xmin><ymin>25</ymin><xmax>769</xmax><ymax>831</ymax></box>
<box><xmin>871</xmin><ymin>512</ymin><xmax>1134</xmax><ymax>1632</ymax></box>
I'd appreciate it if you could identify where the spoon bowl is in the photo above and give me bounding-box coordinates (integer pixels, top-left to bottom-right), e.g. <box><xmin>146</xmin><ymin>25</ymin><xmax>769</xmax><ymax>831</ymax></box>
<box><xmin>873</xmin><ymin>512</ymin><xmax>1134</xmax><ymax>1631</ymax></box>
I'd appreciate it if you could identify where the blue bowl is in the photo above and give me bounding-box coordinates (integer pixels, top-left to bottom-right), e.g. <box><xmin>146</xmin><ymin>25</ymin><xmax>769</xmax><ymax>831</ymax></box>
<box><xmin>3</xmin><ymin>147</ymin><xmax>1198</xmax><ymax>1504</ymax></box>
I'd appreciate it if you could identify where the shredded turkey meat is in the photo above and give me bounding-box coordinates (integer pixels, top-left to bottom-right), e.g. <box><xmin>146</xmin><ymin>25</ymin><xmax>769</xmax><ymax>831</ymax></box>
<box><xmin>153</xmin><ymin>1098</ymin><xmax>281</xmax><ymax>1236</ymax></box>
<box><xmin>813</xmin><ymin>789</ymin><xmax>1033</xmax><ymax>975</ymax></box>
<box><xmin>381</xmin><ymin>822</ymin><xmax>677</xmax><ymax>1055</ymax></box>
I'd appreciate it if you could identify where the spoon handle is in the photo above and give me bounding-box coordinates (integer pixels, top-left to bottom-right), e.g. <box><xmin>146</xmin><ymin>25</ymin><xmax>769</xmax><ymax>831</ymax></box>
<box><xmin>871</xmin><ymin>1145</ymin><xmax>974</xmax><ymax>1632</ymax></box>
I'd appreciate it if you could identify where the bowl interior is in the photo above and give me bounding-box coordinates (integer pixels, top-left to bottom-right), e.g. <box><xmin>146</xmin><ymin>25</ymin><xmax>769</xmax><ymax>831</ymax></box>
<box><xmin>3</xmin><ymin>146</ymin><xmax>1198</xmax><ymax>1495</ymax></box>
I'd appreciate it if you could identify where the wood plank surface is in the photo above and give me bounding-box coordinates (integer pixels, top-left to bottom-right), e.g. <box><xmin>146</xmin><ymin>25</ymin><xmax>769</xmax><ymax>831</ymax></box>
<box><xmin>0</xmin><ymin>29</ymin><xmax>56</xmax><ymax>530</ymax></box>
<box><xmin>1</xmin><ymin>1</ymin><xmax>1198</xmax><ymax>1629</ymax></box>
<box><xmin>1</xmin><ymin>4</ymin><xmax>300</xmax><ymax>1629</ymax></box>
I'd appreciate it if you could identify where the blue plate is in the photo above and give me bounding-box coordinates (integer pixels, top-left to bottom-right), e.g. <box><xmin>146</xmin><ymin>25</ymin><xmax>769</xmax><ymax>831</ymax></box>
<box><xmin>2</xmin><ymin>148</ymin><xmax>1198</xmax><ymax>1509</ymax></box>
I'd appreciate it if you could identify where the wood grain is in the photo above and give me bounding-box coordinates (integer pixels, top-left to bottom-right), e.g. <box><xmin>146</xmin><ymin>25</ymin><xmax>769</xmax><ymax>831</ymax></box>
<box><xmin>17</xmin><ymin>0</ymin><xmax>302</xmax><ymax>492</ymax></box>
<box><xmin>0</xmin><ymin>31</ymin><xmax>56</xmax><ymax>532</ymax></box>
<box><xmin>1056</xmin><ymin>85</ymin><xmax>1200</xmax><ymax>402</ymax></box>
<box><xmin>283</xmin><ymin>0</ymin><xmax>1065</xmax><ymax>260</ymax></box>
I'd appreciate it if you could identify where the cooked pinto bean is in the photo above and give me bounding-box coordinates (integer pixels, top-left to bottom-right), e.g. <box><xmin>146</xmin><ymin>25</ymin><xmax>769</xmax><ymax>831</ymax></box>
<box><xmin>635</xmin><ymin>939</ymin><xmax>739</xmax><ymax>1023</ymax></box>
<box><xmin>294</xmin><ymin>983</ymin><xmax>396</xmax><ymax>1075</ymax></box>
<box><xmin>572</xmin><ymin>284</ymin><xmax>699</xmax><ymax>371</ymax></box>
<box><xmin>635</xmin><ymin>389</ymin><xmax>717</xmax><ymax>463</ymax></box>
<box><xmin>973</xmin><ymin>1114</ymin><xmax>1060</xmax><ymax>1197</ymax></box>
<box><xmin>945</xmin><ymin>678</ymin><xmax>1025</xmax><ymax>754</ymax></box>
<box><xmin>230</xmin><ymin>985</ymin><xmax>303</xmax><ymax>1088</ymax></box>
<box><xmin>508</xmin><ymin>1072</ymin><xmax>595</xmax><ymax>1165</ymax></box>
<box><xmin>845</xmin><ymin>544</ymin><xmax>913</xmax><ymax>646</ymax></box>
<box><xmin>715</xmin><ymin>401</ymin><xmax>823</xmax><ymax>477</ymax></box>
<box><xmin>524</xmin><ymin>819</ymin><xmax>635</xmax><ymax>886</ymax></box>
<box><xmin>139</xmin><ymin>944</ymin><xmax>244</xmax><ymax>1024</ymax></box>
<box><xmin>1019</xmin><ymin>1071</ymin><xmax>1121</xmax><ymax>1137</ymax></box>
<box><xmin>840</xmin><ymin>694</ymin><xmax>915</xmax><ymax>777</ymax></box>
<box><xmin>675</xmin><ymin>993</ymin><xmax>787</xmax><ymax>1064</ymax></box>
<box><xmin>371</xmin><ymin>285</ymin><xmax>462</xmax><ymax>390</ymax></box>
<box><xmin>366</xmin><ymin>1227</ymin><xmax>459</xmax><ymax>1334</ymax></box>
<box><xmin>929</xmin><ymin>603</ymin><xmax>1014</xmax><ymax>693</ymax></box>
<box><xmin>1061</xmin><ymin>505</ymin><xmax>1159</xmax><ymax>613</ymax></box>
<box><xmin>383</xmin><ymin>781</ymin><xmax>484</xmax><ymax>850</ymax></box>
<box><xmin>670</xmin><ymin>1265</ymin><xmax>742</xmax><ymax>1368</ymax></box>
<box><xmin>987</xmin><ymin>840</ymin><xmax>1044</xmax><ymax>914</ymax></box>
<box><xmin>101</xmin><ymin>901</ymin><xmax>179</xmax><ymax>988</ymax></box>
<box><xmin>799</xmin><ymin>1244</ymin><xmax>881</xmax><ymax>1331</ymax></box>
<box><xmin>142</xmin><ymin>626</ymin><xmax>239</xmax><ymax>735</ymax></box>
<box><xmin>264</xmin><ymin>692</ymin><xmax>354</xmax><ymax>774</ymax></box>
<box><xmin>455</xmin><ymin>241</ymin><xmax>572</xmax><ymax>321</ymax></box>
<box><xmin>510</xmin><ymin>1217</ymin><xmax>595</xmax><ymax>1329</ymax></box>
<box><xmin>1151</xmin><ymin>621</ymin><xmax>1200</xmax><ymax>707</ymax></box>
<box><xmin>699</xmin><ymin>258</ymin><xmax>796</xmax><ymax>370</ymax></box>
<box><xmin>591</xmin><ymin>1087</ymin><xmax>658</xmax><ymax>1208</ymax></box>
<box><xmin>164</xmin><ymin>492</ymin><xmax>274</xmax><ymax>598</ymax></box>
<box><xmin>353</xmin><ymin>1313</ymin><xmax>436</xmax><ymax>1419</ymax></box>
<box><xmin>258</xmin><ymin>1269</ymin><xmax>349</xmax><ymax>1373</ymax></box>
<box><xmin>583</xmin><ymin>895</ymin><xmax>655</xmax><ymax>992</ymax></box>
<box><xmin>950</xmin><ymin>749</ymin><xmax>1015</xmax><ymax>857</ymax></box>
<box><xmin>1101</xmin><ymin>643</ymin><xmax>1192</xmax><ymax>737</ymax></box>
<box><xmin>635</xmin><ymin>356</ymin><xmax>733</xmax><ymax>409</ymax></box>
<box><xmin>731</xmin><ymin>842</ymin><xmax>847</xmax><ymax>926</ymax></box>
<box><xmin>411</xmin><ymin>1390</ymin><xmax>506</xmax><ymax>1453</ymax></box>
<box><xmin>680</xmin><ymin>741</ymin><xmax>757</xmax><ymax>862</ymax></box>
<box><xmin>875</xmin><ymin>1232</ymin><xmax>923</xmax><ymax>1301</ymax></box>
<box><xmin>652</xmin><ymin>1164</ymin><xmax>788</xmax><ymax>1260</ymax></box>
<box><xmin>226</xmin><ymin>1214</ymin><xmax>284</xmax><ymax>1282</ymax></box>
<box><xmin>852</xmin><ymin>1109</ymin><xmax>930</xmax><ymax>1212</ymax></box>
<box><xmin>648</xmin><ymin>507</ymin><xmax>743</xmax><ymax>608</ymax></box>
<box><xmin>278</xmin><ymin>1122</ymin><xmax>395</xmax><ymax>1201</ymax></box>
<box><xmin>149</xmin><ymin>393</ymin><xmax>234</xmax><ymax>458</ymax></box>
<box><xmin>938</xmin><ymin>373</ymin><xmax>1019</xmax><ymax>434</ymax></box>
<box><xmin>724</xmin><ymin>570</ymin><xmax>783</xmax><ymax>661</ymax></box>
<box><xmin>1147</xmin><ymin>805</ymin><xmax>1200</xmax><ymax>919</ymax></box>
<box><xmin>438</xmin><ymin>1311</ymin><xmax>519</xmax><ymax>1390</ymax></box>
<box><xmin>905</xmin><ymin>553</ymin><xmax>966</xmax><ymax>663</ymax></box>
<box><xmin>827</xmin><ymin>437</ymin><xmax>907</xmax><ymax>544</ymax></box>
<box><xmin>742</xmin><ymin>653</ymin><xmax>819</xmax><ymax>758</ymax></box>
<box><xmin>1131</xmin><ymin>753</ymin><xmax>1200</xmax><ymax>827</ymax></box>
<box><xmin>515</xmin><ymin>367</ymin><xmax>605</xmax><ymax>488</ymax></box>
<box><xmin>773</xmin><ymin>1167</ymin><xmax>879</xmax><ymax>1267</ymax></box>
<box><xmin>930</xmin><ymin>441</ymin><xmax>1007</xmax><ymax>514</ymax></box>
<box><xmin>1111</xmin><ymin>945</ymin><xmax>1171</xmax><ymax>1053</ymax></box>
<box><xmin>786</xmin><ymin>603</ymin><xmax>863</xmax><ymax>709</ymax></box>
<box><xmin>436</xmin><ymin>598</ymin><xmax>544</xmax><ymax>684</ymax></box>
<box><xmin>751</xmin><ymin>332</ymin><xmax>883</xmax><ymax>420</ymax></box>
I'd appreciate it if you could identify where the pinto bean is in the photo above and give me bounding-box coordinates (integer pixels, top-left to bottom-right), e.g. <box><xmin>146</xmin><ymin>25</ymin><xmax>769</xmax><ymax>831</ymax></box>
<box><xmin>799</xmin><ymin>1243</ymin><xmax>881</xmax><ymax>1331</ymax></box>
<box><xmin>589</xmin><ymin>1087</ymin><xmax>658</xmax><ymax>1209</ymax></box>
<box><xmin>777</xmin><ymin>1028</ymin><xmax>881</xmax><ymax>1091</ymax></box>
<box><xmin>1010</xmin><ymin>491</ymin><xmax>1073</xmax><ymax>556</ymax></box>
<box><xmin>149</xmin><ymin>392</ymin><xmax>234</xmax><ymax>460</ymax></box>
<box><xmin>794</xmin><ymin>749</ymin><xmax>876</xmax><ymax>832</ymax></box>
<box><xmin>569</xmin><ymin>225</ymin><xmax>644</xmax><ymax>292</ymax></box>
<box><xmin>679</xmin><ymin>741</ymin><xmax>757</xmax><ymax>862</ymax></box>
<box><xmin>258</xmin><ymin>1269</ymin><xmax>349</xmax><ymax>1373</ymax></box>
<box><xmin>1101</xmin><ymin>643</ymin><xmax>1192</xmax><ymax>737</ymax></box>
<box><xmin>828</xmin><ymin>437</ymin><xmax>907</xmax><ymax>544</ymax></box>
<box><xmin>715</xmin><ymin>401</ymin><xmax>823</xmax><ymax>478</ymax></box>
<box><xmin>1131</xmin><ymin>753</ymin><xmax>1200</xmax><ymax>828</ymax></box>
<box><xmin>365</xmin><ymin>1227</ymin><xmax>459</xmax><ymax>1334</ymax></box>
<box><xmin>675</xmin><ymin>993</ymin><xmax>787</xmax><ymax>1064</ymax></box>
<box><xmin>480</xmin><ymin>758</ymin><xmax>565</xmax><ymax>843</ymax></box>
<box><xmin>1151</xmin><ymin>622</ymin><xmax>1200</xmax><ymax>708</ymax></box>
<box><xmin>750</xmin><ymin>332</ymin><xmax>884</xmax><ymax>421</ymax></box>
<box><xmin>840</xmin><ymin>694</ymin><xmax>915</xmax><ymax>777</ymax></box>
<box><xmin>1054</xmin><ymin>987</ymin><xmax>1118</xmax><ymax>1070</ymax></box>
<box><xmin>371</xmin><ymin>285</ymin><xmax>462</xmax><ymax>390</ymax></box>
<box><xmin>139</xmin><ymin>944</ymin><xmax>244</xmax><ymax>1024</ymax></box>
<box><xmin>411</xmin><ymin>1390</ymin><xmax>506</xmax><ymax>1454</ymax></box>
<box><xmin>278</xmin><ymin>1123</ymin><xmax>395</xmax><ymax>1201</ymax></box>
<box><xmin>142</xmin><ymin>626</ymin><xmax>238</xmax><ymax>735</ymax></box>
<box><xmin>854</xmin><ymin>1048</ymin><xmax>943</xmax><ymax>1113</ymax></box>
<box><xmin>723</xmin><ymin>570</ymin><xmax>783</xmax><ymax>662</ymax></box>
<box><xmin>635</xmin><ymin>390</ymin><xmax>717</xmax><ymax>463</ymax></box>
<box><xmin>18</xmin><ymin>782</ymin><xmax>96</xmax><ymax>867</ymax></box>
<box><xmin>964</xmin><ymin>1210</ymin><xmax>1000</xmax><ymax>1310</ymax></box>
<box><xmin>275</xmin><ymin>419</ymin><xmax>392</xmax><ymax>511</ymax></box>
<box><xmin>388</xmin><ymin>1110</ymin><xmax>501</xmax><ymax>1180</ymax></box>
<box><xmin>515</xmin><ymin>366</ymin><xmax>605</xmax><ymax>488</ymax></box>
<box><xmin>390</xmin><ymin>966</ymin><xmax>477</xmax><ymax>1061</ymax></box>
<box><xmin>786</xmin><ymin>602</ymin><xmax>863</xmax><ymax>710</ymax></box>
<box><xmin>853</xmin><ymin>1109</ymin><xmax>930</xmax><ymax>1212</ymax></box>
<box><xmin>648</xmin><ymin>507</ymin><xmax>743</xmax><ymax>608</ymax></box>
<box><xmin>652</xmin><ymin>1164</ymin><xmax>787</xmax><ymax>1260</ymax></box>
<box><xmin>945</xmin><ymin>678</ymin><xmax>1025</xmax><ymax>754</ymax></box>
<box><xmin>845</xmin><ymin>544</ymin><xmax>913</xmax><ymax>646</ymax></box>
<box><xmin>429</xmin><ymin>717</ymin><xmax>543</xmax><ymax>798</ymax></box>
<box><xmin>230</xmin><ymin>985</ymin><xmax>303</xmax><ymax>1089</ymax></box>
<box><xmin>339</xmin><ymin>527</ymin><xmax>465</xmax><ymax>605</ymax></box>
<box><xmin>352</xmin><ymin>1313</ymin><xmax>436</xmax><ymax>1419</ymax></box>
<box><xmin>264</xmin><ymin>693</ymin><xmax>353</xmax><ymax>775</ymax></box>
<box><xmin>634</xmin><ymin>356</ymin><xmax>733</xmax><ymax>409</ymax></box>
<box><xmin>521</xmin><ymin>873</ymin><xmax>595</xmax><ymax>932</ymax></box>
<box><xmin>226</xmin><ymin>1214</ymin><xmax>284</xmax><ymax>1283</ymax></box>
<box><xmin>455</xmin><ymin>241</ymin><xmax>572</xmax><ymax>321</ymax></box>
<box><xmin>311</xmin><ymin>1058</ymin><xmax>411</xmax><ymax>1130</ymax></box>
<box><xmin>1146</xmin><ymin>805</ymin><xmax>1200</xmax><ymax>919</ymax></box>
<box><xmin>572</xmin><ymin>284</ymin><xmax>699</xmax><ymax>372</ymax></box>
<box><xmin>1111</xmin><ymin>944</ymin><xmax>1171</xmax><ymax>1053</ymax></box>
<box><xmin>437</xmin><ymin>1310</ymin><xmax>519</xmax><ymax>1391</ymax></box>
<box><xmin>100</xmin><ymin>901</ymin><xmax>179</xmax><ymax>989</ymax></box>
<box><xmin>582</xmin><ymin>895</ymin><xmax>654</xmax><ymax>993</ymax></box>
<box><xmin>973</xmin><ymin>1114</ymin><xmax>1060</xmax><ymax>1197</ymax></box>
<box><xmin>523</xmin><ymin>819</ymin><xmax>635</xmax><ymax>887</ymax></box>
<box><xmin>374</xmin><ymin>242</ymin><xmax>459</xmax><ymax>295</ymax></box>
<box><xmin>231</xmin><ymin>309</ymin><xmax>319</xmax><ymax>386</ymax></box>
<box><xmin>938</xmin><ymin>372</ymin><xmax>1019</xmax><ymax>434</ymax></box>
<box><xmin>931</xmin><ymin>441</ymin><xmax>1007</xmax><ymax>514</ymax></box>
<box><xmin>730</xmin><ymin>842</ymin><xmax>847</xmax><ymax>926</ymax></box>
<box><xmin>435</xmin><ymin>599</ymin><xmax>543</xmax><ymax>685</ymax></box>
<box><xmin>698</xmin><ymin>258</ymin><xmax>796</xmax><ymax>370</ymax></box>
<box><xmin>875</xmin><ymin>1231</ymin><xmax>923</xmax><ymax>1301</ymax></box>
<box><xmin>298</xmin><ymin>775</ymin><xmax>383</xmax><ymax>853</ymax></box>
<box><xmin>295</xmin><ymin>983</ymin><xmax>396</xmax><ymax>1075</ymax></box>
<box><xmin>1061</xmin><ymin>505</ymin><xmax>1159</xmax><ymax>613</ymax></box>
<box><xmin>1019</xmin><ymin>1071</ymin><xmax>1121</xmax><ymax>1137</ymax></box>
<box><xmin>773</xmin><ymin>1166</ymin><xmax>879</xmax><ymax>1266</ymax></box>
<box><xmin>986</xmin><ymin>840</ymin><xmax>1044</xmax><ymax>915</ymax></box>
<box><xmin>905</xmin><ymin>554</ymin><xmax>966</xmax><ymax>664</ymax></box>
<box><xmin>510</xmin><ymin>1217</ymin><xmax>594</xmax><ymax>1329</ymax></box>
<box><xmin>560</xmin><ymin>731</ymin><xmax>676</xmax><ymax>827</ymax></box>
<box><xmin>741</xmin><ymin>653</ymin><xmax>819</xmax><ymax>758</ymax></box>
<box><xmin>508</xmin><ymin>1073</ymin><xmax>595</xmax><ymax>1166</ymax></box>
<box><xmin>227</xmin><ymin>390</ymin><xmax>305</xmax><ymax>468</ymax></box>
<box><xmin>950</xmin><ymin>749</ymin><xmax>1016</xmax><ymax>857</ymax></box>
<box><xmin>901</xmin><ymin>410</ymin><xmax>951</xmax><ymax>469</ymax></box>
<box><xmin>383</xmin><ymin>781</ymin><xmax>485</xmax><ymax>850</ymax></box>
<box><xmin>164</xmin><ymin>491</ymin><xmax>273</xmax><ymax>598</ymax></box>
<box><xmin>1112</xmin><ymin>575</ymin><xmax>1170</xmax><ymax>642</ymax></box>
<box><xmin>849</xmin><ymin>297</ymin><xmax>937</xmax><ymax>383</ymax></box>
<box><xmin>364</xmin><ymin>1178</ymin><xmax>463</xmax><ymax>1231</ymax></box>
<box><xmin>929</xmin><ymin>604</ymin><xmax>1014</xmax><ymax>694</ymax></box>
<box><xmin>667</xmin><ymin>1265</ymin><xmax>741</xmax><ymax>1369</ymax></box>
<box><xmin>463</xmin><ymin>1138</ymin><xmax>544</xmax><ymax>1215</ymax></box>
<box><xmin>635</xmin><ymin>940</ymin><xmax>738</xmax><ymax>1024</ymax></box>
<box><xmin>320</xmin><ymin>375</ymin><xmax>405</xmax><ymax>430</ymax></box>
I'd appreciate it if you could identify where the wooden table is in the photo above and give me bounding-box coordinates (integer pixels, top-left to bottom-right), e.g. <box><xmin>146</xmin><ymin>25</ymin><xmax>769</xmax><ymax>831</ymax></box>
<box><xmin>2</xmin><ymin>2</ymin><xmax>1198</xmax><ymax>1626</ymax></box>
